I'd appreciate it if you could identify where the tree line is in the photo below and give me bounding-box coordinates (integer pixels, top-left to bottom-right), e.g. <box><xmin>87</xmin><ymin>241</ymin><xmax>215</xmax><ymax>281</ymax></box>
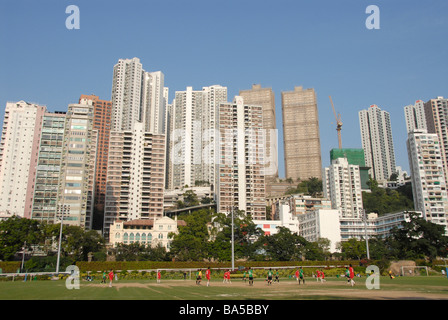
<box><xmin>1</xmin><ymin>210</ymin><xmax>447</xmax><ymax>272</ymax></box>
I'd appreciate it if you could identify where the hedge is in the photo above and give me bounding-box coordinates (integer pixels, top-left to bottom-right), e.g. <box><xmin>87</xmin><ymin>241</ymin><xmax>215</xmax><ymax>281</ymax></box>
<box><xmin>0</xmin><ymin>262</ymin><xmax>21</xmax><ymax>273</ymax></box>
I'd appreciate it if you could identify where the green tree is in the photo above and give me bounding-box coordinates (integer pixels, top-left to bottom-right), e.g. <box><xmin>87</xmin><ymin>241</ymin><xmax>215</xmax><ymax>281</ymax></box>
<box><xmin>42</xmin><ymin>223</ymin><xmax>105</xmax><ymax>262</ymax></box>
<box><xmin>389</xmin><ymin>212</ymin><xmax>448</xmax><ymax>261</ymax></box>
<box><xmin>285</xmin><ymin>177</ymin><xmax>323</xmax><ymax>197</ymax></box>
<box><xmin>182</xmin><ymin>190</ymin><xmax>200</xmax><ymax>207</ymax></box>
<box><xmin>304</xmin><ymin>238</ymin><xmax>331</xmax><ymax>260</ymax></box>
<box><xmin>209</xmin><ymin>210</ymin><xmax>263</xmax><ymax>261</ymax></box>
<box><xmin>169</xmin><ymin>209</ymin><xmax>212</xmax><ymax>261</ymax></box>
<box><xmin>337</xmin><ymin>238</ymin><xmax>367</xmax><ymax>260</ymax></box>
<box><xmin>0</xmin><ymin>216</ymin><xmax>42</xmax><ymax>261</ymax></box>
<box><xmin>362</xmin><ymin>178</ymin><xmax>413</xmax><ymax>215</ymax></box>
<box><xmin>257</xmin><ymin>227</ymin><xmax>308</xmax><ymax>261</ymax></box>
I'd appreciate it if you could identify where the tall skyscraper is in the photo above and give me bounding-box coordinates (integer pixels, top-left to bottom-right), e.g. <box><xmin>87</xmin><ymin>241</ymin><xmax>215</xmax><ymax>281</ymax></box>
<box><xmin>111</xmin><ymin>57</ymin><xmax>143</xmax><ymax>132</ymax></box>
<box><xmin>404</xmin><ymin>100</ymin><xmax>427</xmax><ymax>133</ymax></box>
<box><xmin>0</xmin><ymin>101</ymin><xmax>47</xmax><ymax>218</ymax></box>
<box><xmin>57</xmin><ymin>103</ymin><xmax>98</xmax><ymax>229</ymax></box>
<box><xmin>31</xmin><ymin>111</ymin><xmax>66</xmax><ymax>223</ymax></box>
<box><xmin>79</xmin><ymin>94</ymin><xmax>112</xmax><ymax>229</ymax></box>
<box><xmin>424</xmin><ymin>97</ymin><xmax>448</xmax><ymax>182</ymax></box>
<box><xmin>111</xmin><ymin>57</ymin><xmax>166</xmax><ymax>134</ymax></box>
<box><xmin>104</xmin><ymin>122</ymin><xmax>165</xmax><ymax>239</ymax></box>
<box><xmin>169</xmin><ymin>85</ymin><xmax>227</xmax><ymax>190</ymax></box>
<box><xmin>323</xmin><ymin>157</ymin><xmax>363</xmax><ymax>219</ymax></box>
<box><xmin>407</xmin><ymin>129</ymin><xmax>448</xmax><ymax>231</ymax></box>
<box><xmin>216</xmin><ymin>96</ymin><xmax>266</xmax><ymax>220</ymax></box>
<box><xmin>239</xmin><ymin>84</ymin><xmax>278</xmax><ymax>178</ymax></box>
<box><xmin>282</xmin><ymin>86</ymin><xmax>322</xmax><ymax>181</ymax></box>
<box><xmin>359</xmin><ymin>104</ymin><xmax>396</xmax><ymax>182</ymax></box>
<box><xmin>141</xmin><ymin>71</ymin><xmax>166</xmax><ymax>134</ymax></box>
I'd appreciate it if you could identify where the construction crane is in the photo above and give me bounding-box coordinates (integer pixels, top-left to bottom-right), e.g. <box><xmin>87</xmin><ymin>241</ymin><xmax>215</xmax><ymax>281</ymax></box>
<box><xmin>329</xmin><ymin>96</ymin><xmax>343</xmax><ymax>149</ymax></box>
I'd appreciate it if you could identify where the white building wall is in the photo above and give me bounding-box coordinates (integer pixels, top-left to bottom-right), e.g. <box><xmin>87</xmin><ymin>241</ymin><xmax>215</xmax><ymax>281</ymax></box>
<box><xmin>0</xmin><ymin>101</ymin><xmax>46</xmax><ymax>218</ymax></box>
<box><xmin>407</xmin><ymin>129</ymin><xmax>448</xmax><ymax>230</ymax></box>
<box><xmin>359</xmin><ymin>105</ymin><xmax>396</xmax><ymax>182</ymax></box>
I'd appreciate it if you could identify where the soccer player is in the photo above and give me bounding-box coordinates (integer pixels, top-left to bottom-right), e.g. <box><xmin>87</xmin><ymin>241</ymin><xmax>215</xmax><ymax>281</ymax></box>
<box><xmin>242</xmin><ymin>270</ymin><xmax>247</xmax><ymax>283</ymax></box>
<box><xmin>196</xmin><ymin>269</ymin><xmax>202</xmax><ymax>285</ymax></box>
<box><xmin>274</xmin><ymin>269</ymin><xmax>280</xmax><ymax>283</ymax></box>
<box><xmin>320</xmin><ymin>270</ymin><xmax>326</xmax><ymax>282</ymax></box>
<box><xmin>157</xmin><ymin>271</ymin><xmax>161</xmax><ymax>283</ymax></box>
<box><xmin>108</xmin><ymin>269</ymin><xmax>114</xmax><ymax>288</ymax></box>
<box><xmin>348</xmin><ymin>264</ymin><xmax>355</xmax><ymax>286</ymax></box>
<box><xmin>345</xmin><ymin>266</ymin><xmax>351</xmax><ymax>284</ymax></box>
<box><xmin>206</xmin><ymin>267</ymin><xmax>211</xmax><ymax>287</ymax></box>
<box><xmin>101</xmin><ymin>270</ymin><xmax>106</xmax><ymax>284</ymax></box>
<box><xmin>295</xmin><ymin>268</ymin><xmax>300</xmax><ymax>282</ymax></box>
<box><xmin>299</xmin><ymin>267</ymin><xmax>305</xmax><ymax>285</ymax></box>
<box><xmin>267</xmin><ymin>268</ymin><xmax>273</xmax><ymax>285</ymax></box>
<box><xmin>248</xmin><ymin>267</ymin><xmax>254</xmax><ymax>286</ymax></box>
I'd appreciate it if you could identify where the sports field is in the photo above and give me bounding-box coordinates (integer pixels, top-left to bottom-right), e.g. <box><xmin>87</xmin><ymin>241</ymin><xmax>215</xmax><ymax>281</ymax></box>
<box><xmin>1</xmin><ymin>275</ymin><xmax>447</xmax><ymax>300</ymax></box>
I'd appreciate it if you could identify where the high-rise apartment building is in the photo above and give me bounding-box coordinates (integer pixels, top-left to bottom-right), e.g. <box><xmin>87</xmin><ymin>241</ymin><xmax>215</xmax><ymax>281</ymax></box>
<box><xmin>282</xmin><ymin>86</ymin><xmax>322</xmax><ymax>181</ymax></box>
<box><xmin>407</xmin><ymin>129</ymin><xmax>448</xmax><ymax>231</ymax></box>
<box><xmin>111</xmin><ymin>57</ymin><xmax>166</xmax><ymax>134</ymax></box>
<box><xmin>359</xmin><ymin>104</ymin><xmax>396</xmax><ymax>182</ymax></box>
<box><xmin>169</xmin><ymin>85</ymin><xmax>227</xmax><ymax>190</ymax></box>
<box><xmin>57</xmin><ymin>103</ymin><xmax>98</xmax><ymax>229</ymax></box>
<box><xmin>329</xmin><ymin>148</ymin><xmax>370</xmax><ymax>190</ymax></box>
<box><xmin>31</xmin><ymin>111</ymin><xmax>66</xmax><ymax>223</ymax></box>
<box><xmin>104</xmin><ymin>122</ymin><xmax>165</xmax><ymax>239</ymax></box>
<box><xmin>239</xmin><ymin>84</ymin><xmax>278</xmax><ymax>178</ymax></box>
<box><xmin>323</xmin><ymin>157</ymin><xmax>363</xmax><ymax>219</ymax></box>
<box><xmin>425</xmin><ymin>97</ymin><xmax>448</xmax><ymax>182</ymax></box>
<box><xmin>141</xmin><ymin>71</ymin><xmax>166</xmax><ymax>134</ymax></box>
<box><xmin>0</xmin><ymin>101</ymin><xmax>47</xmax><ymax>218</ymax></box>
<box><xmin>79</xmin><ymin>94</ymin><xmax>112</xmax><ymax>228</ymax></box>
<box><xmin>216</xmin><ymin>96</ymin><xmax>266</xmax><ymax>220</ymax></box>
<box><xmin>404</xmin><ymin>100</ymin><xmax>427</xmax><ymax>133</ymax></box>
<box><xmin>111</xmin><ymin>57</ymin><xmax>143</xmax><ymax>132</ymax></box>
<box><xmin>165</xmin><ymin>101</ymin><xmax>175</xmax><ymax>190</ymax></box>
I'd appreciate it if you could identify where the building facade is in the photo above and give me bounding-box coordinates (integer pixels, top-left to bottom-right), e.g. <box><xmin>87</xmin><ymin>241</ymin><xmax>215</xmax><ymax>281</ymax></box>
<box><xmin>216</xmin><ymin>96</ymin><xmax>266</xmax><ymax>219</ymax></box>
<box><xmin>30</xmin><ymin>111</ymin><xmax>66</xmax><ymax>223</ymax></box>
<box><xmin>282</xmin><ymin>86</ymin><xmax>322</xmax><ymax>181</ymax></box>
<box><xmin>79</xmin><ymin>94</ymin><xmax>112</xmax><ymax>228</ymax></box>
<box><xmin>169</xmin><ymin>85</ymin><xmax>227</xmax><ymax>190</ymax></box>
<box><xmin>104</xmin><ymin>122</ymin><xmax>165</xmax><ymax>239</ymax></box>
<box><xmin>407</xmin><ymin>129</ymin><xmax>448</xmax><ymax>230</ymax></box>
<box><xmin>359</xmin><ymin>104</ymin><xmax>396</xmax><ymax>182</ymax></box>
<box><xmin>0</xmin><ymin>101</ymin><xmax>47</xmax><ymax>218</ymax></box>
<box><xmin>56</xmin><ymin>103</ymin><xmax>97</xmax><ymax>229</ymax></box>
<box><xmin>330</xmin><ymin>148</ymin><xmax>370</xmax><ymax>190</ymax></box>
<box><xmin>323</xmin><ymin>157</ymin><xmax>363</xmax><ymax>219</ymax></box>
<box><xmin>239</xmin><ymin>84</ymin><xmax>278</xmax><ymax>178</ymax></box>
<box><xmin>298</xmin><ymin>209</ymin><xmax>342</xmax><ymax>253</ymax></box>
<box><xmin>109</xmin><ymin>216</ymin><xmax>186</xmax><ymax>250</ymax></box>
<box><xmin>111</xmin><ymin>57</ymin><xmax>144</xmax><ymax>132</ymax></box>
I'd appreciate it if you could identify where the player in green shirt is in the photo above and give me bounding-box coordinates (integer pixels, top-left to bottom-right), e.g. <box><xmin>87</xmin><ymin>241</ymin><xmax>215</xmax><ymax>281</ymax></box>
<box><xmin>299</xmin><ymin>267</ymin><xmax>305</xmax><ymax>285</ymax></box>
<box><xmin>248</xmin><ymin>267</ymin><xmax>254</xmax><ymax>286</ymax></box>
<box><xmin>267</xmin><ymin>268</ymin><xmax>273</xmax><ymax>285</ymax></box>
<box><xmin>274</xmin><ymin>269</ymin><xmax>280</xmax><ymax>283</ymax></box>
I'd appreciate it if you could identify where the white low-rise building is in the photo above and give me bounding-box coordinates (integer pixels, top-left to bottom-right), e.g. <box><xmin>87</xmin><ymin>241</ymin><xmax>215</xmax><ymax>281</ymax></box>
<box><xmin>298</xmin><ymin>209</ymin><xmax>341</xmax><ymax>253</ymax></box>
<box><xmin>108</xmin><ymin>216</ymin><xmax>186</xmax><ymax>250</ymax></box>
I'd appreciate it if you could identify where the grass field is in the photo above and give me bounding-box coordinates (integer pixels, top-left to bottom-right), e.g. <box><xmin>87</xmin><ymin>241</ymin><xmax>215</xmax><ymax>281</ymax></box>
<box><xmin>1</xmin><ymin>275</ymin><xmax>447</xmax><ymax>300</ymax></box>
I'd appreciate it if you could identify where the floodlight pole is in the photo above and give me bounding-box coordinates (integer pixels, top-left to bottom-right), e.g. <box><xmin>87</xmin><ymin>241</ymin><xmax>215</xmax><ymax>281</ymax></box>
<box><xmin>231</xmin><ymin>206</ymin><xmax>235</xmax><ymax>271</ymax></box>
<box><xmin>55</xmin><ymin>211</ymin><xmax>64</xmax><ymax>274</ymax></box>
<box><xmin>362</xmin><ymin>209</ymin><xmax>370</xmax><ymax>259</ymax></box>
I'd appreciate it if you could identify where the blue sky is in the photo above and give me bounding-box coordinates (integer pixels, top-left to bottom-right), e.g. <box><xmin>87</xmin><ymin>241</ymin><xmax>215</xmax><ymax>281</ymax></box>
<box><xmin>1</xmin><ymin>0</ymin><xmax>447</xmax><ymax>178</ymax></box>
